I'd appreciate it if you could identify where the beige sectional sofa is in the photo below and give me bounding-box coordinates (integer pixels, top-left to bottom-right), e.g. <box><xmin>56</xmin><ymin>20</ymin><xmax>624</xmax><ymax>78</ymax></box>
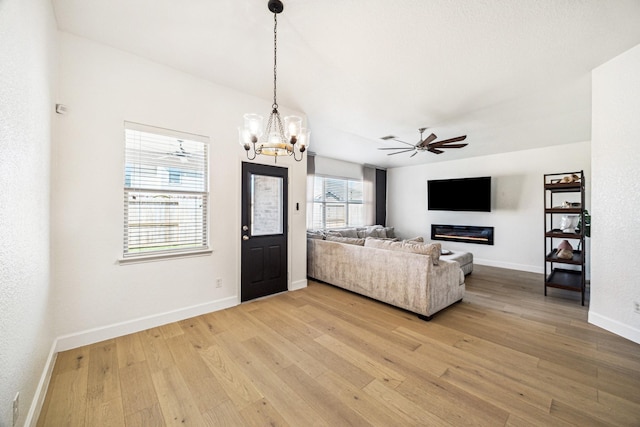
<box><xmin>307</xmin><ymin>236</ymin><xmax>465</xmax><ymax>320</ymax></box>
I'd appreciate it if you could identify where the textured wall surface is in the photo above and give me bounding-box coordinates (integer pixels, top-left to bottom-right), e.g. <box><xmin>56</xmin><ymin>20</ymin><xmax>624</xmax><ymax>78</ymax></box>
<box><xmin>0</xmin><ymin>0</ymin><xmax>57</xmax><ymax>425</ymax></box>
<box><xmin>590</xmin><ymin>43</ymin><xmax>640</xmax><ymax>343</ymax></box>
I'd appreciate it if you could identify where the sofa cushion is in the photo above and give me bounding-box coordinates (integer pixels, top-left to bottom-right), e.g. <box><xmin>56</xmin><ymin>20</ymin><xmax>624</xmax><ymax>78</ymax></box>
<box><xmin>364</xmin><ymin>237</ymin><xmax>396</xmax><ymax>251</ymax></box>
<box><xmin>335</xmin><ymin>228</ymin><xmax>359</xmax><ymax>238</ymax></box>
<box><xmin>364</xmin><ymin>237</ymin><xmax>422</xmax><ymax>250</ymax></box>
<box><xmin>325</xmin><ymin>230</ymin><xmax>343</xmax><ymax>238</ymax></box>
<box><xmin>372</xmin><ymin>228</ymin><xmax>387</xmax><ymax>238</ymax></box>
<box><xmin>400</xmin><ymin>241</ymin><xmax>441</xmax><ymax>265</ymax></box>
<box><xmin>310</xmin><ymin>225</ymin><xmax>395</xmax><ymax>240</ymax></box>
<box><xmin>364</xmin><ymin>238</ymin><xmax>440</xmax><ymax>265</ymax></box>
<box><xmin>357</xmin><ymin>226</ymin><xmax>386</xmax><ymax>238</ymax></box>
<box><xmin>306</xmin><ymin>230</ymin><xmax>325</xmax><ymax>239</ymax></box>
<box><xmin>405</xmin><ymin>236</ymin><xmax>424</xmax><ymax>242</ymax></box>
<box><xmin>326</xmin><ymin>235</ymin><xmax>365</xmax><ymax>246</ymax></box>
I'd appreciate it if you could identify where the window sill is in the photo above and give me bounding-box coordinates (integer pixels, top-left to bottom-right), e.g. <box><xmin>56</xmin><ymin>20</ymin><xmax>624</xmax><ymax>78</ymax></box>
<box><xmin>118</xmin><ymin>249</ymin><xmax>212</xmax><ymax>265</ymax></box>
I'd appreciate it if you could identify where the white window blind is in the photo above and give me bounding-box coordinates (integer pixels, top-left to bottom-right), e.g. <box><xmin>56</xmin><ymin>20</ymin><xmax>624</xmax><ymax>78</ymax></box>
<box><xmin>123</xmin><ymin>122</ymin><xmax>209</xmax><ymax>257</ymax></box>
<box><xmin>311</xmin><ymin>176</ymin><xmax>363</xmax><ymax>229</ymax></box>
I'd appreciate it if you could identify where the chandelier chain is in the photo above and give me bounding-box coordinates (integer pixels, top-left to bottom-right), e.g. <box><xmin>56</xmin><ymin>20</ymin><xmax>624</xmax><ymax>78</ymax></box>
<box><xmin>272</xmin><ymin>12</ymin><xmax>278</xmax><ymax>110</ymax></box>
<box><xmin>239</xmin><ymin>0</ymin><xmax>308</xmax><ymax>162</ymax></box>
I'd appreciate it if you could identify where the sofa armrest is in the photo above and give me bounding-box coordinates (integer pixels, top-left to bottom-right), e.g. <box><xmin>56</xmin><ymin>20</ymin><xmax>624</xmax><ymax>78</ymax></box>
<box><xmin>426</xmin><ymin>259</ymin><xmax>465</xmax><ymax>316</ymax></box>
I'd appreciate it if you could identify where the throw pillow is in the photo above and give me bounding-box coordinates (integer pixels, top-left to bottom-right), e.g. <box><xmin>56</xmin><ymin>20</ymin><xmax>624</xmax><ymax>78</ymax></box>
<box><xmin>336</xmin><ymin>228</ymin><xmax>359</xmax><ymax>238</ymax></box>
<box><xmin>405</xmin><ymin>236</ymin><xmax>424</xmax><ymax>243</ymax></box>
<box><xmin>325</xmin><ymin>231</ymin><xmax>343</xmax><ymax>238</ymax></box>
<box><xmin>364</xmin><ymin>237</ymin><xmax>396</xmax><ymax>250</ymax></box>
<box><xmin>375</xmin><ymin>228</ymin><xmax>387</xmax><ymax>238</ymax></box>
<box><xmin>358</xmin><ymin>226</ymin><xmax>382</xmax><ymax>238</ymax></box>
<box><xmin>325</xmin><ymin>235</ymin><xmax>365</xmax><ymax>246</ymax></box>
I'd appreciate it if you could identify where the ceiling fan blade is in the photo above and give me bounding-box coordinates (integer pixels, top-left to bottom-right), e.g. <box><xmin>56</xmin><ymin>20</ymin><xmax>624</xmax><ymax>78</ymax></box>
<box><xmin>428</xmin><ymin>147</ymin><xmax>444</xmax><ymax>154</ymax></box>
<box><xmin>424</xmin><ymin>133</ymin><xmax>438</xmax><ymax>144</ymax></box>
<box><xmin>429</xmin><ymin>135</ymin><xmax>467</xmax><ymax>146</ymax></box>
<box><xmin>378</xmin><ymin>147</ymin><xmax>416</xmax><ymax>150</ymax></box>
<box><xmin>389</xmin><ymin>138</ymin><xmax>415</xmax><ymax>147</ymax></box>
<box><xmin>432</xmin><ymin>143</ymin><xmax>468</xmax><ymax>149</ymax></box>
<box><xmin>410</xmin><ymin>152</ymin><xmax>418</xmax><ymax>158</ymax></box>
<box><xmin>417</xmin><ymin>133</ymin><xmax>437</xmax><ymax>148</ymax></box>
<box><xmin>387</xmin><ymin>149</ymin><xmax>415</xmax><ymax>156</ymax></box>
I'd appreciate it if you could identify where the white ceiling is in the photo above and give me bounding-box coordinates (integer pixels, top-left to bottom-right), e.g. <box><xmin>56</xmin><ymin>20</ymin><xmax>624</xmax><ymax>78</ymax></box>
<box><xmin>51</xmin><ymin>0</ymin><xmax>640</xmax><ymax>168</ymax></box>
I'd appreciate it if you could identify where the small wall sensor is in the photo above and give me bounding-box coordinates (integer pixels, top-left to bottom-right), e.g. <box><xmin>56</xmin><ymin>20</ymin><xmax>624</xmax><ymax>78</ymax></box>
<box><xmin>55</xmin><ymin>104</ymin><xmax>68</xmax><ymax>114</ymax></box>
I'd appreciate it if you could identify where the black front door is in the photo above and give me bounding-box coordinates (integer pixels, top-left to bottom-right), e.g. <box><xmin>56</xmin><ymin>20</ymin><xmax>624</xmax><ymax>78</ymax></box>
<box><xmin>241</xmin><ymin>162</ymin><xmax>288</xmax><ymax>302</ymax></box>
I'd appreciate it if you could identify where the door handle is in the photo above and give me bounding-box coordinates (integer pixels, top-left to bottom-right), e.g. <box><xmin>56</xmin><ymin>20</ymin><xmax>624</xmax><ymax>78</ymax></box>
<box><xmin>242</xmin><ymin>235</ymin><xmax>249</xmax><ymax>241</ymax></box>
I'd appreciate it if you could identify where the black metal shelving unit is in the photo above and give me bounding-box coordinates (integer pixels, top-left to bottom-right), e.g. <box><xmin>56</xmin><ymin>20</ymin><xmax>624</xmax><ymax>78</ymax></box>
<box><xmin>543</xmin><ymin>170</ymin><xmax>586</xmax><ymax>305</ymax></box>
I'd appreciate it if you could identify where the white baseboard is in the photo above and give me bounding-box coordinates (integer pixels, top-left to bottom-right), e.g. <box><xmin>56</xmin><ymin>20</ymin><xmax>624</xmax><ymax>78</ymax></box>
<box><xmin>474</xmin><ymin>258</ymin><xmax>543</xmax><ymax>274</ymax></box>
<box><xmin>588</xmin><ymin>311</ymin><xmax>640</xmax><ymax>345</ymax></box>
<box><xmin>25</xmin><ymin>342</ymin><xmax>57</xmax><ymax>427</ymax></box>
<box><xmin>290</xmin><ymin>278</ymin><xmax>308</xmax><ymax>291</ymax></box>
<box><xmin>55</xmin><ymin>296</ymin><xmax>238</xmax><ymax>352</ymax></box>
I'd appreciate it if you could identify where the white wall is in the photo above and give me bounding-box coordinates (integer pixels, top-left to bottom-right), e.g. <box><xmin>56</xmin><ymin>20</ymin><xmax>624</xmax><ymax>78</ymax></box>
<box><xmin>52</xmin><ymin>32</ymin><xmax>308</xmax><ymax>348</ymax></box>
<box><xmin>590</xmin><ymin>43</ymin><xmax>640</xmax><ymax>344</ymax></box>
<box><xmin>387</xmin><ymin>142</ymin><xmax>591</xmax><ymax>273</ymax></box>
<box><xmin>0</xmin><ymin>0</ymin><xmax>57</xmax><ymax>425</ymax></box>
<box><xmin>314</xmin><ymin>155</ymin><xmax>363</xmax><ymax>180</ymax></box>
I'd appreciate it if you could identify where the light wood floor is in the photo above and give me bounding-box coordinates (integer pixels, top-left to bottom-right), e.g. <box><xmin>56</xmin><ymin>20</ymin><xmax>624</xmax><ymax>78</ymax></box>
<box><xmin>38</xmin><ymin>265</ymin><xmax>640</xmax><ymax>426</ymax></box>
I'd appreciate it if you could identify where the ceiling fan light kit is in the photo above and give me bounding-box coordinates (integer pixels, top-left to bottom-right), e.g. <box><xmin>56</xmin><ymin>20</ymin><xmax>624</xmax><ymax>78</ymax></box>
<box><xmin>379</xmin><ymin>128</ymin><xmax>468</xmax><ymax>158</ymax></box>
<box><xmin>239</xmin><ymin>0</ymin><xmax>309</xmax><ymax>162</ymax></box>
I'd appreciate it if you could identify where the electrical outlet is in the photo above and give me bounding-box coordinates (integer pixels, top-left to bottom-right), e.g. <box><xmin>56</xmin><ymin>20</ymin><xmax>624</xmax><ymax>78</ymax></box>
<box><xmin>12</xmin><ymin>392</ymin><xmax>19</xmax><ymax>427</ymax></box>
<box><xmin>634</xmin><ymin>301</ymin><xmax>640</xmax><ymax>314</ymax></box>
<box><xmin>216</xmin><ymin>278</ymin><xmax>222</xmax><ymax>288</ymax></box>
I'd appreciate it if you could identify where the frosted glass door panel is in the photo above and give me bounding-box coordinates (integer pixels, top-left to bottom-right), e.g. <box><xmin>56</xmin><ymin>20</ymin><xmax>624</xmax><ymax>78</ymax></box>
<box><xmin>251</xmin><ymin>174</ymin><xmax>283</xmax><ymax>236</ymax></box>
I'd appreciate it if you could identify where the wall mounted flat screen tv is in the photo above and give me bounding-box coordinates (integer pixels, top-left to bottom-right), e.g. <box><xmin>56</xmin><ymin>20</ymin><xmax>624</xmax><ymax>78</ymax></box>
<box><xmin>428</xmin><ymin>176</ymin><xmax>491</xmax><ymax>212</ymax></box>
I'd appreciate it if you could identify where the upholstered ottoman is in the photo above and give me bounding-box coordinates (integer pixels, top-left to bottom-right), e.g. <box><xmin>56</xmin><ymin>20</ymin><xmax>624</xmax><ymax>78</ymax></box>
<box><xmin>441</xmin><ymin>250</ymin><xmax>473</xmax><ymax>275</ymax></box>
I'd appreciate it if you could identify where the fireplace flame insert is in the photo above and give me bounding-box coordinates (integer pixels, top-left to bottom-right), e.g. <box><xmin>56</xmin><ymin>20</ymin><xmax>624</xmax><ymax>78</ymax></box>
<box><xmin>431</xmin><ymin>224</ymin><xmax>494</xmax><ymax>245</ymax></box>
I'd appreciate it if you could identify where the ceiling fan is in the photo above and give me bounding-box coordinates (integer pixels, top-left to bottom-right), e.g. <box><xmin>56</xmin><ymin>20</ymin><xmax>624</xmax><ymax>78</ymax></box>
<box><xmin>159</xmin><ymin>140</ymin><xmax>191</xmax><ymax>163</ymax></box>
<box><xmin>378</xmin><ymin>128</ymin><xmax>468</xmax><ymax>158</ymax></box>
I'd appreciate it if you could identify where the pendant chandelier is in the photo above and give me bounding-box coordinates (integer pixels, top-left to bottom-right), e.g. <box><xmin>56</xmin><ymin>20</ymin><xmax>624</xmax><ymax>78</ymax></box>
<box><xmin>239</xmin><ymin>0</ymin><xmax>309</xmax><ymax>162</ymax></box>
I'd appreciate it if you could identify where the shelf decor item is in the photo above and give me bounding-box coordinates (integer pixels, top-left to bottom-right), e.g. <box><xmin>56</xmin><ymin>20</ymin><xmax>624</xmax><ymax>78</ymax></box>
<box><xmin>559</xmin><ymin>215</ymin><xmax>579</xmax><ymax>233</ymax></box>
<box><xmin>556</xmin><ymin>240</ymin><xmax>573</xmax><ymax>259</ymax></box>
<box><xmin>543</xmin><ymin>170</ymin><xmax>586</xmax><ymax>305</ymax></box>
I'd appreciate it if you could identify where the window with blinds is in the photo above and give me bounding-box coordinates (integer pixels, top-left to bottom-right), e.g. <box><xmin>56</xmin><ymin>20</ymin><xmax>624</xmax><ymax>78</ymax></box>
<box><xmin>123</xmin><ymin>122</ymin><xmax>209</xmax><ymax>258</ymax></box>
<box><xmin>311</xmin><ymin>176</ymin><xmax>363</xmax><ymax>229</ymax></box>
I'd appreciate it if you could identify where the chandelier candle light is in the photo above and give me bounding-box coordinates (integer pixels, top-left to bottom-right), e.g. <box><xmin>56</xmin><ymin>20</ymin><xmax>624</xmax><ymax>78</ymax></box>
<box><xmin>239</xmin><ymin>0</ymin><xmax>309</xmax><ymax>162</ymax></box>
